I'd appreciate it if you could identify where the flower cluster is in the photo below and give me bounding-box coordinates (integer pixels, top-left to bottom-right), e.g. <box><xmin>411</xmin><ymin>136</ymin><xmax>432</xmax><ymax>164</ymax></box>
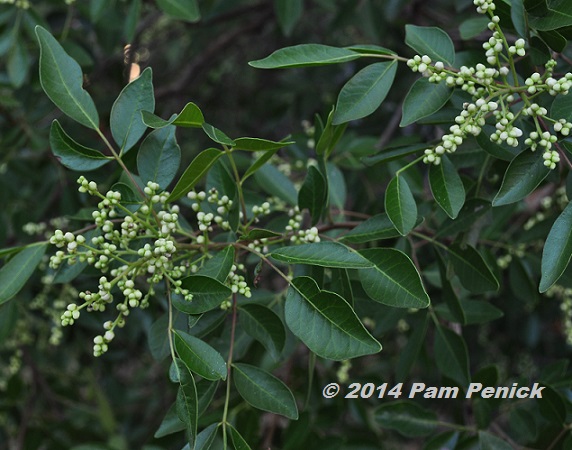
<box><xmin>545</xmin><ymin>285</ymin><xmax>572</xmax><ymax>346</ymax></box>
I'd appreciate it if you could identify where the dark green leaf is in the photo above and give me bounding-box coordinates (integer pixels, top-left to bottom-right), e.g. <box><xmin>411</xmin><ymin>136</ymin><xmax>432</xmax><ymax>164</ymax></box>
<box><xmin>346</xmin><ymin>44</ymin><xmax>396</xmax><ymax>56</ymax></box>
<box><xmin>194</xmin><ymin>423</ymin><xmax>219</xmax><ymax>450</ymax></box>
<box><xmin>511</xmin><ymin>0</ymin><xmax>528</xmax><ymax>38</ymax></box>
<box><xmin>249</xmin><ymin>44</ymin><xmax>361</xmax><ymax>69</ymax></box>
<box><xmin>156</xmin><ymin>0</ymin><xmax>200</xmax><ymax>22</ymax></box>
<box><xmin>341</xmin><ymin>213</ymin><xmax>400</xmax><ymax>243</ymax></box>
<box><xmin>7</xmin><ymin>39</ymin><xmax>30</xmax><ymax>88</ymax></box>
<box><xmin>316</xmin><ymin>107</ymin><xmax>347</xmax><ymax>157</ymax></box>
<box><xmin>254</xmin><ymin>164</ymin><xmax>297</xmax><ymax>205</ymax></box>
<box><xmin>197</xmin><ymin>247</ymin><xmax>235</xmax><ymax>283</ymax></box>
<box><xmin>540</xmin><ymin>202</ymin><xmax>572</xmax><ymax>292</ymax></box>
<box><xmin>167</xmin><ymin>148</ymin><xmax>223</xmax><ymax>202</ymax></box>
<box><xmin>274</xmin><ymin>0</ymin><xmax>302</xmax><ymax>36</ymax></box>
<box><xmin>459</xmin><ymin>17</ymin><xmax>490</xmax><ymax>39</ymax></box>
<box><xmin>429</xmin><ymin>155</ymin><xmax>465</xmax><ymax>218</ymax></box>
<box><xmin>434</xmin><ymin>325</ymin><xmax>470</xmax><ymax>386</ymax></box>
<box><xmin>202</xmin><ymin>123</ymin><xmax>235</xmax><ymax>146</ymax></box>
<box><xmin>174</xmin><ymin>329</ymin><xmax>227</xmax><ymax>380</ymax></box>
<box><xmin>173</xmin><ymin>359</ymin><xmax>198</xmax><ymax>447</ymax></box>
<box><xmin>551</xmin><ymin>91</ymin><xmax>572</xmax><ymax>122</ymax></box>
<box><xmin>173</xmin><ymin>275</ymin><xmax>232</xmax><ymax>314</ymax></box>
<box><xmin>447</xmin><ymin>245</ymin><xmax>499</xmax><ymax>293</ymax></box>
<box><xmin>374</xmin><ymin>401</ymin><xmax>439</xmax><ymax>437</ymax></box>
<box><xmin>396</xmin><ymin>315</ymin><xmax>429</xmax><ymax>380</ymax></box>
<box><xmin>233</xmin><ymin>363</ymin><xmax>298</xmax><ymax>419</ymax></box>
<box><xmin>478</xmin><ymin>431</ymin><xmax>514</xmax><ymax>450</ymax></box>
<box><xmin>234</xmin><ymin>137</ymin><xmax>293</xmax><ymax>152</ymax></box>
<box><xmin>359</xmin><ymin>248</ymin><xmax>430</xmax><ymax>308</ymax></box>
<box><xmin>405</xmin><ymin>25</ymin><xmax>455</xmax><ymax>66</ymax></box>
<box><xmin>298</xmin><ymin>165</ymin><xmax>327</xmax><ymax>225</ymax></box>
<box><xmin>528</xmin><ymin>1</ymin><xmax>572</xmax><ymax>30</ymax></box>
<box><xmin>492</xmin><ymin>150</ymin><xmax>550</xmax><ymax>206</ymax></box>
<box><xmin>385</xmin><ymin>176</ymin><xmax>417</xmax><ymax>236</ymax></box>
<box><xmin>242</xmin><ymin>148</ymin><xmax>280</xmax><ymax>181</ymax></box>
<box><xmin>239</xmin><ymin>304</ymin><xmax>286</xmax><ymax>360</ymax></box>
<box><xmin>110</xmin><ymin>67</ymin><xmax>154</xmax><ymax>153</ymax></box>
<box><xmin>285</xmin><ymin>276</ymin><xmax>382</xmax><ymax>360</ymax></box>
<box><xmin>50</xmin><ymin>120</ymin><xmax>112</xmax><ymax>171</ymax></box>
<box><xmin>0</xmin><ymin>243</ymin><xmax>47</xmax><ymax>305</ymax></box>
<box><xmin>401</xmin><ymin>78</ymin><xmax>452</xmax><ymax>127</ymax></box>
<box><xmin>174</xmin><ymin>102</ymin><xmax>205</xmax><ymax>127</ymax></box>
<box><xmin>137</xmin><ymin>125</ymin><xmax>181</xmax><ymax>189</ymax></box>
<box><xmin>35</xmin><ymin>26</ymin><xmax>99</xmax><ymax>129</ymax></box>
<box><xmin>332</xmin><ymin>61</ymin><xmax>397</xmax><ymax>124</ymax></box>
<box><xmin>271</xmin><ymin>242</ymin><xmax>373</xmax><ymax>268</ymax></box>
<box><xmin>154</xmin><ymin>403</ymin><xmax>186</xmax><ymax>438</ymax></box>
<box><xmin>228</xmin><ymin>423</ymin><xmax>252</xmax><ymax>450</ymax></box>
<box><xmin>476</xmin><ymin>131</ymin><xmax>519</xmax><ymax>161</ymax></box>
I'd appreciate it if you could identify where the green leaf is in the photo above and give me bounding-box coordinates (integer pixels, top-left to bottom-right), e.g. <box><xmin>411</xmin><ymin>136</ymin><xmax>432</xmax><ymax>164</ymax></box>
<box><xmin>0</xmin><ymin>300</ymin><xmax>18</xmax><ymax>344</ymax></box>
<box><xmin>332</xmin><ymin>61</ymin><xmax>397</xmax><ymax>124</ymax></box>
<box><xmin>50</xmin><ymin>120</ymin><xmax>112</xmax><ymax>171</ymax></box>
<box><xmin>154</xmin><ymin>403</ymin><xmax>186</xmax><ymax>438</ymax></box>
<box><xmin>173</xmin><ymin>330</ymin><xmax>227</xmax><ymax>381</ymax></box>
<box><xmin>167</xmin><ymin>148</ymin><xmax>223</xmax><ymax>202</ymax></box>
<box><xmin>551</xmin><ymin>91</ymin><xmax>572</xmax><ymax>122</ymax></box>
<box><xmin>232</xmin><ymin>363</ymin><xmax>298</xmax><ymax>419</ymax></box>
<box><xmin>400</xmin><ymin>78</ymin><xmax>452</xmax><ymax>127</ymax></box>
<box><xmin>447</xmin><ymin>245</ymin><xmax>499</xmax><ymax>293</ymax></box>
<box><xmin>434</xmin><ymin>325</ymin><xmax>470</xmax><ymax>386</ymax></box>
<box><xmin>242</xmin><ymin>148</ymin><xmax>280</xmax><ymax>182</ymax></box>
<box><xmin>511</xmin><ymin>0</ymin><xmax>528</xmax><ymax>38</ymax></box>
<box><xmin>156</xmin><ymin>0</ymin><xmax>200</xmax><ymax>22</ymax></box>
<box><xmin>374</xmin><ymin>401</ymin><xmax>439</xmax><ymax>437</ymax></box>
<box><xmin>316</xmin><ymin>107</ymin><xmax>347</xmax><ymax>157</ymax></box>
<box><xmin>476</xmin><ymin>128</ymin><xmax>519</xmax><ymax>161</ymax></box>
<box><xmin>7</xmin><ymin>39</ymin><xmax>30</xmax><ymax>88</ymax></box>
<box><xmin>173</xmin><ymin>359</ymin><xmax>198</xmax><ymax>447</ymax></box>
<box><xmin>274</xmin><ymin>0</ymin><xmax>302</xmax><ymax>36</ymax></box>
<box><xmin>197</xmin><ymin>246</ymin><xmax>235</xmax><ymax>283</ymax></box>
<box><xmin>540</xmin><ymin>202</ymin><xmax>572</xmax><ymax>292</ymax></box>
<box><xmin>396</xmin><ymin>315</ymin><xmax>429</xmax><ymax>380</ymax></box>
<box><xmin>405</xmin><ymin>25</ymin><xmax>455</xmax><ymax>66</ymax></box>
<box><xmin>202</xmin><ymin>123</ymin><xmax>235</xmax><ymax>146</ymax></box>
<box><xmin>385</xmin><ymin>176</ymin><xmax>418</xmax><ymax>236</ymax></box>
<box><xmin>298</xmin><ymin>165</ymin><xmax>327</xmax><ymax>225</ymax></box>
<box><xmin>249</xmin><ymin>44</ymin><xmax>361</xmax><ymax>69</ymax></box>
<box><xmin>254</xmin><ymin>164</ymin><xmax>297</xmax><ymax>205</ymax></box>
<box><xmin>233</xmin><ymin>137</ymin><xmax>293</xmax><ymax>152</ymax></box>
<box><xmin>358</xmin><ymin>248</ymin><xmax>430</xmax><ymax>308</ymax></box>
<box><xmin>35</xmin><ymin>26</ymin><xmax>99</xmax><ymax>129</ymax></box>
<box><xmin>284</xmin><ymin>276</ymin><xmax>382</xmax><ymax>360</ymax></box>
<box><xmin>174</xmin><ymin>102</ymin><xmax>205</xmax><ymax>127</ymax></box>
<box><xmin>110</xmin><ymin>67</ymin><xmax>154</xmax><ymax>153</ymax></box>
<box><xmin>137</xmin><ymin>125</ymin><xmax>181</xmax><ymax>190</ymax></box>
<box><xmin>435</xmin><ymin>198</ymin><xmax>491</xmax><ymax>238</ymax></box>
<box><xmin>173</xmin><ymin>275</ymin><xmax>232</xmax><ymax>314</ymax></box>
<box><xmin>459</xmin><ymin>17</ymin><xmax>490</xmax><ymax>40</ymax></box>
<box><xmin>346</xmin><ymin>44</ymin><xmax>396</xmax><ymax>56</ymax></box>
<box><xmin>194</xmin><ymin>423</ymin><xmax>219</xmax><ymax>450</ymax></box>
<box><xmin>0</xmin><ymin>243</ymin><xmax>47</xmax><ymax>305</ymax></box>
<box><xmin>271</xmin><ymin>242</ymin><xmax>373</xmax><ymax>268</ymax></box>
<box><xmin>341</xmin><ymin>213</ymin><xmax>400</xmax><ymax>243</ymax></box>
<box><xmin>228</xmin><ymin>423</ymin><xmax>252</xmax><ymax>450</ymax></box>
<box><xmin>479</xmin><ymin>431</ymin><xmax>513</xmax><ymax>450</ymax></box>
<box><xmin>493</xmin><ymin>150</ymin><xmax>550</xmax><ymax>206</ymax></box>
<box><xmin>528</xmin><ymin>0</ymin><xmax>572</xmax><ymax>30</ymax></box>
<box><xmin>429</xmin><ymin>155</ymin><xmax>465</xmax><ymax>218</ymax></box>
<box><xmin>239</xmin><ymin>304</ymin><xmax>286</xmax><ymax>360</ymax></box>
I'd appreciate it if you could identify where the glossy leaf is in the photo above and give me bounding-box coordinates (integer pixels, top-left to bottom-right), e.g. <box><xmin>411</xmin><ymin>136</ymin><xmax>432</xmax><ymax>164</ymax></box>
<box><xmin>375</xmin><ymin>401</ymin><xmax>439</xmax><ymax>437</ymax></box>
<box><xmin>271</xmin><ymin>242</ymin><xmax>373</xmax><ymax>268</ymax></box>
<box><xmin>492</xmin><ymin>150</ymin><xmax>550</xmax><ymax>206</ymax></box>
<box><xmin>274</xmin><ymin>0</ymin><xmax>302</xmax><ymax>36</ymax></box>
<box><xmin>137</xmin><ymin>125</ymin><xmax>181</xmax><ymax>189</ymax></box>
<box><xmin>174</xmin><ymin>102</ymin><xmax>205</xmax><ymax>127</ymax></box>
<box><xmin>540</xmin><ymin>202</ymin><xmax>572</xmax><ymax>292</ymax></box>
<box><xmin>173</xmin><ymin>329</ymin><xmax>227</xmax><ymax>381</ymax></box>
<box><xmin>0</xmin><ymin>243</ymin><xmax>47</xmax><ymax>305</ymax></box>
<box><xmin>249</xmin><ymin>44</ymin><xmax>361</xmax><ymax>69</ymax></box>
<box><xmin>341</xmin><ymin>213</ymin><xmax>400</xmax><ymax>243</ymax></box>
<box><xmin>156</xmin><ymin>0</ymin><xmax>200</xmax><ymax>22</ymax></box>
<box><xmin>528</xmin><ymin>1</ymin><xmax>572</xmax><ymax>30</ymax></box>
<box><xmin>234</xmin><ymin>137</ymin><xmax>293</xmax><ymax>152</ymax></box>
<box><xmin>228</xmin><ymin>423</ymin><xmax>252</xmax><ymax>450</ymax></box>
<box><xmin>173</xmin><ymin>275</ymin><xmax>232</xmax><ymax>314</ymax></box>
<box><xmin>434</xmin><ymin>325</ymin><xmax>470</xmax><ymax>386</ymax></box>
<box><xmin>358</xmin><ymin>248</ymin><xmax>430</xmax><ymax>308</ymax></box>
<box><xmin>50</xmin><ymin>120</ymin><xmax>112</xmax><ymax>171</ymax></box>
<box><xmin>429</xmin><ymin>155</ymin><xmax>465</xmax><ymax>218</ymax></box>
<box><xmin>405</xmin><ymin>25</ymin><xmax>455</xmax><ymax>66</ymax></box>
<box><xmin>298</xmin><ymin>165</ymin><xmax>327</xmax><ymax>225</ymax></box>
<box><xmin>284</xmin><ymin>276</ymin><xmax>382</xmax><ymax>360</ymax></box>
<box><xmin>447</xmin><ymin>245</ymin><xmax>499</xmax><ymax>293</ymax></box>
<box><xmin>254</xmin><ymin>164</ymin><xmax>297</xmax><ymax>205</ymax></box>
<box><xmin>110</xmin><ymin>67</ymin><xmax>154</xmax><ymax>153</ymax></box>
<box><xmin>197</xmin><ymin>246</ymin><xmax>235</xmax><ymax>282</ymax></box>
<box><xmin>173</xmin><ymin>359</ymin><xmax>198</xmax><ymax>447</ymax></box>
<box><xmin>233</xmin><ymin>363</ymin><xmax>298</xmax><ymax>419</ymax></box>
<box><xmin>202</xmin><ymin>123</ymin><xmax>235</xmax><ymax>146</ymax></box>
<box><xmin>239</xmin><ymin>304</ymin><xmax>286</xmax><ymax>360</ymax></box>
<box><xmin>385</xmin><ymin>176</ymin><xmax>417</xmax><ymax>236</ymax></box>
<box><xmin>167</xmin><ymin>148</ymin><xmax>223</xmax><ymax>202</ymax></box>
<box><xmin>35</xmin><ymin>26</ymin><xmax>99</xmax><ymax>129</ymax></box>
<box><xmin>401</xmin><ymin>77</ymin><xmax>452</xmax><ymax>127</ymax></box>
<box><xmin>332</xmin><ymin>61</ymin><xmax>397</xmax><ymax>124</ymax></box>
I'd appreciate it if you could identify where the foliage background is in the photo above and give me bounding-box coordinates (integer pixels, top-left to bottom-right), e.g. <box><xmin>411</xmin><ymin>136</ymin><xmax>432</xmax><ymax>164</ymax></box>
<box><xmin>1</xmin><ymin>0</ymin><xmax>572</xmax><ymax>449</ymax></box>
